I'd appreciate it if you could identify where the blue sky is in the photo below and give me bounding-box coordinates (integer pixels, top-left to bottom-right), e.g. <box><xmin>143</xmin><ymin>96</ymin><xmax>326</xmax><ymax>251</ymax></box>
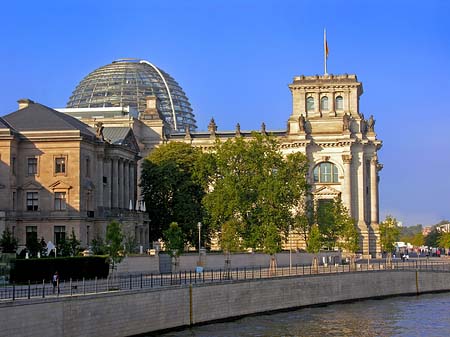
<box><xmin>1</xmin><ymin>0</ymin><xmax>449</xmax><ymax>227</ymax></box>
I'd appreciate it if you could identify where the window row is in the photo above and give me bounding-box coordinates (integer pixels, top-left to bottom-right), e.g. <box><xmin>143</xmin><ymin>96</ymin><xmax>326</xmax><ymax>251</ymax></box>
<box><xmin>26</xmin><ymin>192</ymin><xmax>67</xmax><ymax>211</ymax></box>
<box><xmin>26</xmin><ymin>225</ymin><xmax>67</xmax><ymax>246</ymax></box>
<box><xmin>306</xmin><ymin>96</ymin><xmax>344</xmax><ymax>112</ymax></box>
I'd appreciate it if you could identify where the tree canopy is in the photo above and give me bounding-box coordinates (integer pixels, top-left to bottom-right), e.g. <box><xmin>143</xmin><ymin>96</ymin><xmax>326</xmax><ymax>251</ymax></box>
<box><xmin>141</xmin><ymin>142</ymin><xmax>207</xmax><ymax>245</ymax></box>
<box><xmin>379</xmin><ymin>215</ymin><xmax>401</xmax><ymax>253</ymax></box>
<box><xmin>316</xmin><ymin>198</ymin><xmax>358</xmax><ymax>252</ymax></box>
<box><xmin>202</xmin><ymin>134</ymin><xmax>309</xmax><ymax>254</ymax></box>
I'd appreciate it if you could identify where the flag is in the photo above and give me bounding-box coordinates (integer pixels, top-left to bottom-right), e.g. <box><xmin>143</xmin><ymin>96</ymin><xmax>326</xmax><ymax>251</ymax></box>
<box><xmin>324</xmin><ymin>29</ymin><xmax>329</xmax><ymax>59</ymax></box>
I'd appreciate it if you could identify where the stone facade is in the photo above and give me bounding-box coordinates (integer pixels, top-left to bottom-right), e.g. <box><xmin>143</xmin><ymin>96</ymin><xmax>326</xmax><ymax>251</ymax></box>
<box><xmin>59</xmin><ymin>73</ymin><xmax>382</xmax><ymax>257</ymax></box>
<box><xmin>0</xmin><ymin>100</ymin><xmax>149</xmax><ymax>251</ymax></box>
<box><xmin>170</xmin><ymin>74</ymin><xmax>383</xmax><ymax>257</ymax></box>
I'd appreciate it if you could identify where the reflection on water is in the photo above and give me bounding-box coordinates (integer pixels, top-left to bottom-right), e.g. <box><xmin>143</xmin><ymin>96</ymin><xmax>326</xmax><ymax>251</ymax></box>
<box><xmin>156</xmin><ymin>292</ymin><xmax>450</xmax><ymax>337</ymax></box>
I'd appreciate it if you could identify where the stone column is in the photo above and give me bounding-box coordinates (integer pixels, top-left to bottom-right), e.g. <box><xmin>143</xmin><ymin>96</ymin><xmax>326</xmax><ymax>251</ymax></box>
<box><xmin>103</xmin><ymin>158</ymin><xmax>111</xmax><ymax>209</ymax></box>
<box><xmin>314</xmin><ymin>92</ymin><xmax>320</xmax><ymax>116</ymax></box>
<box><xmin>118</xmin><ymin>159</ymin><xmax>124</xmax><ymax>209</ymax></box>
<box><xmin>329</xmin><ymin>91</ymin><xmax>335</xmax><ymax>116</ymax></box>
<box><xmin>129</xmin><ymin>162</ymin><xmax>136</xmax><ymax>209</ymax></box>
<box><xmin>124</xmin><ymin>160</ymin><xmax>130</xmax><ymax>210</ymax></box>
<box><xmin>370</xmin><ymin>156</ymin><xmax>379</xmax><ymax>225</ymax></box>
<box><xmin>112</xmin><ymin>157</ymin><xmax>119</xmax><ymax>208</ymax></box>
<box><xmin>342</xmin><ymin>154</ymin><xmax>352</xmax><ymax>215</ymax></box>
<box><xmin>96</xmin><ymin>154</ymin><xmax>104</xmax><ymax>209</ymax></box>
<box><xmin>357</xmin><ymin>151</ymin><xmax>369</xmax><ymax>255</ymax></box>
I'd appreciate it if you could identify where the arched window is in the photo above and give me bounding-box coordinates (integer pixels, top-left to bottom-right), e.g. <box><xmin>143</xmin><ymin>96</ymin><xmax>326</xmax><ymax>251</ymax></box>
<box><xmin>306</xmin><ymin>97</ymin><xmax>314</xmax><ymax>112</ymax></box>
<box><xmin>321</xmin><ymin>96</ymin><xmax>328</xmax><ymax>111</ymax></box>
<box><xmin>313</xmin><ymin>162</ymin><xmax>339</xmax><ymax>183</ymax></box>
<box><xmin>335</xmin><ymin>96</ymin><xmax>343</xmax><ymax>110</ymax></box>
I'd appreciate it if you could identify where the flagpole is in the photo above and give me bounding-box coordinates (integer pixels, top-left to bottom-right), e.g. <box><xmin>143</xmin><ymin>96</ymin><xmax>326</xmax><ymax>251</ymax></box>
<box><xmin>324</xmin><ymin>28</ymin><xmax>328</xmax><ymax>75</ymax></box>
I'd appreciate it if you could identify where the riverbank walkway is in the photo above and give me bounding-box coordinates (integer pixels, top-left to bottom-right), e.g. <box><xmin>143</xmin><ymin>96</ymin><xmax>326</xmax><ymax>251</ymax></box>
<box><xmin>2</xmin><ymin>259</ymin><xmax>449</xmax><ymax>303</ymax></box>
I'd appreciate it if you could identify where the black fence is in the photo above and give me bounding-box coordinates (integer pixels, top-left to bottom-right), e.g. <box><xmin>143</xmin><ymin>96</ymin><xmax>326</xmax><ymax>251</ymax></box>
<box><xmin>1</xmin><ymin>259</ymin><xmax>449</xmax><ymax>302</ymax></box>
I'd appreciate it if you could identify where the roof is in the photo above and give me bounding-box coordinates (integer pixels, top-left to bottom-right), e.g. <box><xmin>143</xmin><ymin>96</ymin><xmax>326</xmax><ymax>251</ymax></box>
<box><xmin>102</xmin><ymin>127</ymin><xmax>131</xmax><ymax>145</ymax></box>
<box><xmin>102</xmin><ymin>127</ymin><xmax>140</xmax><ymax>153</ymax></box>
<box><xmin>3</xmin><ymin>102</ymin><xmax>96</xmax><ymax>138</ymax></box>
<box><xmin>0</xmin><ymin>117</ymin><xmax>10</xmax><ymax>129</ymax></box>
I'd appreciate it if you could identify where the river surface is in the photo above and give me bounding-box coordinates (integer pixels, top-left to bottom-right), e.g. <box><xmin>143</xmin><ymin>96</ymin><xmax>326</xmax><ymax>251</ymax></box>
<box><xmin>155</xmin><ymin>292</ymin><xmax>450</xmax><ymax>337</ymax></box>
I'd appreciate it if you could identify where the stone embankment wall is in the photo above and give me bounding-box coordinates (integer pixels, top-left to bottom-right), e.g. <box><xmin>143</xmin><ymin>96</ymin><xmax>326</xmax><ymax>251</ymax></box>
<box><xmin>1</xmin><ymin>270</ymin><xmax>449</xmax><ymax>337</ymax></box>
<box><xmin>116</xmin><ymin>251</ymin><xmax>341</xmax><ymax>274</ymax></box>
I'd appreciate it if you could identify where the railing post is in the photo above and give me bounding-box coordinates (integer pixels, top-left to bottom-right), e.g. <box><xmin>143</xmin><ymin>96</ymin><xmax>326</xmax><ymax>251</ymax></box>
<box><xmin>28</xmin><ymin>281</ymin><xmax>30</xmax><ymax>299</ymax></box>
<box><xmin>83</xmin><ymin>278</ymin><xmax>86</xmax><ymax>295</ymax></box>
<box><xmin>260</xmin><ymin>266</ymin><xmax>262</xmax><ymax>279</ymax></box>
<box><xmin>70</xmin><ymin>278</ymin><xmax>73</xmax><ymax>296</ymax></box>
<box><xmin>42</xmin><ymin>279</ymin><xmax>45</xmax><ymax>298</ymax></box>
<box><xmin>95</xmin><ymin>277</ymin><xmax>97</xmax><ymax>293</ymax></box>
<box><xmin>130</xmin><ymin>275</ymin><xmax>132</xmax><ymax>290</ymax></box>
<box><xmin>12</xmin><ymin>282</ymin><xmax>15</xmax><ymax>301</ymax></box>
<box><xmin>244</xmin><ymin>267</ymin><xmax>246</xmax><ymax>280</ymax></box>
<box><xmin>141</xmin><ymin>274</ymin><xmax>143</xmax><ymax>288</ymax></box>
<box><xmin>151</xmin><ymin>273</ymin><xmax>153</xmax><ymax>288</ymax></box>
<box><xmin>160</xmin><ymin>273</ymin><xmax>163</xmax><ymax>286</ymax></box>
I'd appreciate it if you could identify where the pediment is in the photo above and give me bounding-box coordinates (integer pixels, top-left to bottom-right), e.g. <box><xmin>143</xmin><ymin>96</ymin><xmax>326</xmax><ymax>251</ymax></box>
<box><xmin>49</xmin><ymin>180</ymin><xmax>72</xmax><ymax>190</ymax></box>
<box><xmin>313</xmin><ymin>185</ymin><xmax>341</xmax><ymax>197</ymax></box>
<box><xmin>21</xmin><ymin>181</ymin><xmax>43</xmax><ymax>190</ymax></box>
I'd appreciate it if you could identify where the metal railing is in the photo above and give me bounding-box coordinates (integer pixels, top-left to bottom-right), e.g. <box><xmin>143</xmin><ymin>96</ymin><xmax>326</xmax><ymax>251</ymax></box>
<box><xmin>1</xmin><ymin>259</ymin><xmax>449</xmax><ymax>302</ymax></box>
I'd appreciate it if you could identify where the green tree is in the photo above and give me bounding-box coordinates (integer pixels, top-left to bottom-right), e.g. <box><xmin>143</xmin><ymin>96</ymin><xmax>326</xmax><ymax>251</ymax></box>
<box><xmin>123</xmin><ymin>231</ymin><xmax>138</xmax><ymax>255</ymax></box>
<box><xmin>425</xmin><ymin>228</ymin><xmax>440</xmax><ymax>248</ymax></box>
<box><xmin>220</xmin><ymin>219</ymin><xmax>243</xmax><ymax>255</ymax></box>
<box><xmin>67</xmin><ymin>229</ymin><xmax>81</xmax><ymax>256</ymax></box>
<box><xmin>306</xmin><ymin>224</ymin><xmax>322</xmax><ymax>253</ymax></box>
<box><xmin>105</xmin><ymin>220</ymin><xmax>125</xmax><ymax>270</ymax></box>
<box><xmin>163</xmin><ymin>222</ymin><xmax>185</xmax><ymax>272</ymax></box>
<box><xmin>163</xmin><ymin>222</ymin><xmax>185</xmax><ymax>258</ymax></box>
<box><xmin>203</xmin><ymin>134</ymin><xmax>309</xmax><ymax>256</ymax></box>
<box><xmin>141</xmin><ymin>142</ymin><xmax>207</xmax><ymax>244</ymax></box>
<box><xmin>438</xmin><ymin>232</ymin><xmax>450</xmax><ymax>250</ymax></box>
<box><xmin>339</xmin><ymin>217</ymin><xmax>360</xmax><ymax>254</ymax></box>
<box><xmin>26</xmin><ymin>234</ymin><xmax>41</xmax><ymax>257</ymax></box>
<box><xmin>0</xmin><ymin>228</ymin><xmax>18</xmax><ymax>253</ymax></box>
<box><xmin>410</xmin><ymin>232</ymin><xmax>425</xmax><ymax>247</ymax></box>
<box><xmin>379</xmin><ymin>215</ymin><xmax>401</xmax><ymax>254</ymax></box>
<box><xmin>316</xmin><ymin>198</ymin><xmax>356</xmax><ymax>251</ymax></box>
<box><xmin>91</xmin><ymin>236</ymin><xmax>107</xmax><ymax>255</ymax></box>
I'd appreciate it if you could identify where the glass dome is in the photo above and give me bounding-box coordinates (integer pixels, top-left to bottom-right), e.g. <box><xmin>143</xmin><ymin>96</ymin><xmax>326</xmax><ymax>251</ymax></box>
<box><xmin>66</xmin><ymin>58</ymin><xmax>196</xmax><ymax>132</ymax></box>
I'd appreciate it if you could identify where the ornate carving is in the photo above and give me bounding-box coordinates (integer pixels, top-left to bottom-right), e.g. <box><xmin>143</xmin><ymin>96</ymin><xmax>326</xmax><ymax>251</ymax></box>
<box><xmin>95</xmin><ymin>121</ymin><xmax>104</xmax><ymax>140</ymax></box>
<box><xmin>367</xmin><ymin>115</ymin><xmax>375</xmax><ymax>132</ymax></box>
<box><xmin>184</xmin><ymin>124</ymin><xmax>191</xmax><ymax>140</ymax></box>
<box><xmin>261</xmin><ymin>122</ymin><xmax>267</xmax><ymax>135</ymax></box>
<box><xmin>298</xmin><ymin>114</ymin><xmax>306</xmax><ymax>133</ymax></box>
<box><xmin>342</xmin><ymin>113</ymin><xmax>350</xmax><ymax>131</ymax></box>
<box><xmin>342</xmin><ymin>154</ymin><xmax>352</xmax><ymax>164</ymax></box>
<box><xmin>208</xmin><ymin>118</ymin><xmax>217</xmax><ymax>136</ymax></box>
<box><xmin>370</xmin><ymin>155</ymin><xmax>378</xmax><ymax>164</ymax></box>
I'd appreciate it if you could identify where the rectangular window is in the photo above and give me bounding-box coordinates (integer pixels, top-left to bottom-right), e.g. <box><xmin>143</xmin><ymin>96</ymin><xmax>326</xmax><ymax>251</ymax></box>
<box><xmin>12</xmin><ymin>156</ymin><xmax>16</xmax><ymax>175</ymax></box>
<box><xmin>54</xmin><ymin>226</ymin><xmax>66</xmax><ymax>245</ymax></box>
<box><xmin>54</xmin><ymin>192</ymin><xmax>67</xmax><ymax>210</ymax></box>
<box><xmin>26</xmin><ymin>226</ymin><xmax>38</xmax><ymax>246</ymax></box>
<box><xmin>26</xmin><ymin>192</ymin><xmax>38</xmax><ymax>211</ymax></box>
<box><xmin>55</xmin><ymin>157</ymin><xmax>66</xmax><ymax>174</ymax></box>
<box><xmin>27</xmin><ymin>158</ymin><xmax>38</xmax><ymax>175</ymax></box>
<box><xmin>85</xmin><ymin>157</ymin><xmax>91</xmax><ymax>177</ymax></box>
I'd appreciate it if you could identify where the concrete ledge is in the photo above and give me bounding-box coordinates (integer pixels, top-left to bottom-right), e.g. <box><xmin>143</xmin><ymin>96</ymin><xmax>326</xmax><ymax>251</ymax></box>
<box><xmin>1</xmin><ymin>270</ymin><xmax>449</xmax><ymax>337</ymax></box>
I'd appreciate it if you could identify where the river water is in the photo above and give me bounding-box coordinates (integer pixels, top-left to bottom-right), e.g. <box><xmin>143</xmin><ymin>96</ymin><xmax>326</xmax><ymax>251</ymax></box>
<box><xmin>156</xmin><ymin>292</ymin><xmax>450</xmax><ymax>337</ymax></box>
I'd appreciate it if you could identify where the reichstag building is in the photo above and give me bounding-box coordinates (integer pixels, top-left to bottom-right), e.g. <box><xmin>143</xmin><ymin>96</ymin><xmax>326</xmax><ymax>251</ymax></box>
<box><xmin>0</xmin><ymin>58</ymin><xmax>382</xmax><ymax>257</ymax></box>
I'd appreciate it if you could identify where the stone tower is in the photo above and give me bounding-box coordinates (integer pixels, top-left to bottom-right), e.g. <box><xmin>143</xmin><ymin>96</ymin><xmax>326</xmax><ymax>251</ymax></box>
<box><xmin>287</xmin><ymin>74</ymin><xmax>382</xmax><ymax>257</ymax></box>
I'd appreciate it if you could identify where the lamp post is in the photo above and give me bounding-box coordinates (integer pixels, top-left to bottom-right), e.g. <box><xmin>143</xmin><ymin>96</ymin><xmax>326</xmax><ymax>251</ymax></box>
<box><xmin>197</xmin><ymin>222</ymin><xmax>202</xmax><ymax>265</ymax></box>
<box><xmin>289</xmin><ymin>224</ymin><xmax>292</xmax><ymax>274</ymax></box>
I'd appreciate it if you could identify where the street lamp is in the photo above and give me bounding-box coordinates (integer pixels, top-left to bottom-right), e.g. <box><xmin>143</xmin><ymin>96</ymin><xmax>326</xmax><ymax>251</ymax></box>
<box><xmin>197</xmin><ymin>222</ymin><xmax>202</xmax><ymax>265</ymax></box>
<box><xmin>289</xmin><ymin>224</ymin><xmax>292</xmax><ymax>274</ymax></box>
